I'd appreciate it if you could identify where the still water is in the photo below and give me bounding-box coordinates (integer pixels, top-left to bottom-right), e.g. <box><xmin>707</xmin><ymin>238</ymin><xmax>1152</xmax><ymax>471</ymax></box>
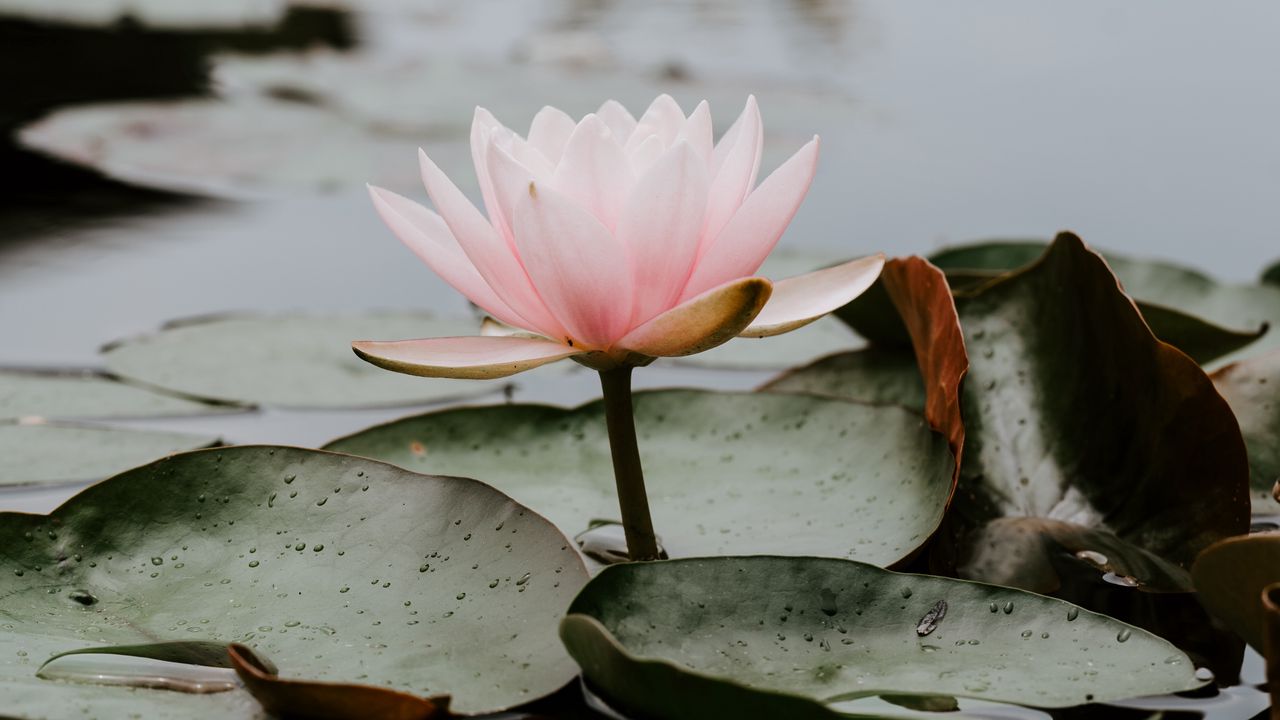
<box><xmin>0</xmin><ymin>1</ymin><xmax>1277</xmax><ymax>718</ymax></box>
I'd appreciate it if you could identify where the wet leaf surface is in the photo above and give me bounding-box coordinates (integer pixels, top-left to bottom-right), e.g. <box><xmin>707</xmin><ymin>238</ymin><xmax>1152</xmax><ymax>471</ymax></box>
<box><xmin>1192</xmin><ymin>532</ymin><xmax>1280</xmax><ymax>654</ymax></box>
<box><xmin>1211</xmin><ymin>352</ymin><xmax>1280</xmax><ymax>514</ymax></box>
<box><xmin>0</xmin><ymin>368</ymin><xmax>237</xmax><ymax>421</ymax></box>
<box><xmin>101</xmin><ymin>313</ymin><xmax>516</xmax><ymax>409</ymax></box>
<box><xmin>326</xmin><ymin>389</ymin><xmax>955</xmax><ymax>567</ymax></box>
<box><xmin>0</xmin><ymin>446</ymin><xmax>587</xmax><ymax>718</ymax></box>
<box><xmin>0</xmin><ymin>421</ymin><xmax>220</xmax><ymax>486</ymax></box>
<box><xmin>927</xmin><ymin>239</ymin><xmax>1279</xmax><ymax>367</ymax></box>
<box><xmin>560</xmin><ymin>557</ymin><xmax>1203</xmax><ymax>719</ymax></box>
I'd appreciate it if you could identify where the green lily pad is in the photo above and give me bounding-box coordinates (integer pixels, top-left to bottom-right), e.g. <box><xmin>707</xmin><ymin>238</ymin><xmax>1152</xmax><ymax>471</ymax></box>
<box><xmin>1212</xmin><ymin>352</ymin><xmax>1280</xmax><ymax>514</ymax></box>
<box><xmin>101</xmin><ymin>313</ymin><xmax>516</xmax><ymax>409</ymax></box>
<box><xmin>1191</xmin><ymin>532</ymin><xmax>1280</xmax><ymax>654</ymax></box>
<box><xmin>0</xmin><ymin>445</ymin><xmax>587</xmax><ymax>718</ymax></box>
<box><xmin>931</xmin><ymin>234</ymin><xmax>1249</xmax><ymax>594</ymax></box>
<box><xmin>560</xmin><ymin>557</ymin><xmax>1203</xmax><ymax>720</ymax></box>
<box><xmin>928</xmin><ymin>239</ymin><xmax>1278</xmax><ymax>367</ymax></box>
<box><xmin>764</xmin><ymin>348</ymin><xmax>926</xmax><ymax>411</ymax></box>
<box><xmin>0</xmin><ymin>369</ymin><xmax>236</xmax><ymax>421</ymax></box>
<box><xmin>0</xmin><ymin>421</ymin><xmax>219</xmax><ymax>487</ymax></box>
<box><xmin>327</xmin><ymin>389</ymin><xmax>955</xmax><ymax>567</ymax></box>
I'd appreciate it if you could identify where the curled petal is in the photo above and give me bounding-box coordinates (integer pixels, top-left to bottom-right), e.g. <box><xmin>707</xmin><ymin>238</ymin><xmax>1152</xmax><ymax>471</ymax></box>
<box><xmin>352</xmin><ymin>336</ymin><xmax>580</xmax><ymax>379</ymax></box>
<box><xmin>704</xmin><ymin>95</ymin><xmax>762</xmax><ymax>242</ymax></box>
<box><xmin>515</xmin><ymin>182</ymin><xmax>636</xmax><ymax>348</ymax></box>
<box><xmin>741</xmin><ymin>254</ymin><xmax>886</xmax><ymax>337</ymax></box>
<box><xmin>552</xmin><ymin>115</ymin><xmax>633</xmax><ymax>229</ymax></box>
<box><xmin>418</xmin><ymin>149</ymin><xmax>566</xmax><ymax>339</ymax></box>
<box><xmin>682</xmin><ymin>136</ymin><xmax>820</xmax><ymax>299</ymax></box>
<box><xmin>527</xmin><ymin>105</ymin><xmax>576</xmax><ymax>163</ymax></box>
<box><xmin>617</xmin><ymin>277</ymin><xmax>772</xmax><ymax>357</ymax></box>
<box><xmin>367</xmin><ymin>185</ymin><xmax>525</xmax><ymax>329</ymax></box>
<box><xmin>619</xmin><ymin>142</ymin><xmax>710</xmax><ymax>327</ymax></box>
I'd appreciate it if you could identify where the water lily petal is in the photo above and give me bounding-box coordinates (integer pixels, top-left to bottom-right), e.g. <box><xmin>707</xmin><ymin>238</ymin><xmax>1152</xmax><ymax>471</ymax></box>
<box><xmin>470</xmin><ymin>107</ymin><xmax>507</xmax><ymax>238</ymax></box>
<box><xmin>618</xmin><ymin>276</ymin><xmax>772</xmax><ymax>357</ymax></box>
<box><xmin>704</xmin><ymin>95</ymin><xmax>762</xmax><ymax>242</ymax></box>
<box><xmin>741</xmin><ymin>254</ymin><xmax>886</xmax><ymax>337</ymax></box>
<box><xmin>682</xmin><ymin>136</ymin><xmax>819</xmax><ymax>299</ymax></box>
<box><xmin>596</xmin><ymin>99</ymin><xmax>637</xmax><ymax>143</ymax></box>
<box><xmin>552</xmin><ymin>114</ymin><xmax>633</xmax><ymax>230</ymax></box>
<box><xmin>367</xmin><ymin>185</ymin><xmax>527</xmax><ymax>329</ymax></box>
<box><xmin>515</xmin><ymin>182</ymin><xmax>635</xmax><ymax>348</ymax></box>
<box><xmin>418</xmin><ymin>148</ymin><xmax>566</xmax><ymax>338</ymax></box>
<box><xmin>627</xmin><ymin>94</ymin><xmax>684</xmax><ymax>152</ymax></box>
<box><xmin>676</xmin><ymin>100</ymin><xmax>713</xmax><ymax>162</ymax></box>
<box><xmin>527</xmin><ymin>105</ymin><xmax>576</xmax><ymax>164</ymax></box>
<box><xmin>619</xmin><ymin>142</ymin><xmax>709</xmax><ymax>326</ymax></box>
<box><xmin>485</xmin><ymin>139</ymin><xmax>537</xmax><ymax>243</ymax></box>
<box><xmin>352</xmin><ymin>336</ymin><xmax>580</xmax><ymax>379</ymax></box>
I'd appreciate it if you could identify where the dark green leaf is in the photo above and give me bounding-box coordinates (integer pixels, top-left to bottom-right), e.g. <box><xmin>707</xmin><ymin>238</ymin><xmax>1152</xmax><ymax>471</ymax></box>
<box><xmin>561</xmin><ymin>557</ymin><xmax>1203</xmax><ymax>719</ymax></box>
<box><xmin>327</xmin><ymin>389</ymin><xmax>955</xmax><ymax>567</ymax></box>
<box><xmin>0</xmin><ymin>446</ymin><xmax>587</xmax><ymax>718</ymax></box>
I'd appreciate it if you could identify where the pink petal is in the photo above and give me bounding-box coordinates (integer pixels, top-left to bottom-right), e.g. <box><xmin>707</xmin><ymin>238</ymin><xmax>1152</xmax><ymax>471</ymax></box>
<box><xmin>418</xmin><ymin>148</ymin><xmax>566</xmax><ymax>338</ymax></box>
<box><xmin>627</xmin><ymin>134</ymin><xmax>665</xmax><ymax>178</ymax></box>
<box><xmin>742</xmin><ymin>254</ymin><xmax>886</xmax><ymax>337</ymax></box>
<box><xmin>353</xmin><ymin>336</ymin><xmax>580</xmax><ymax>379</ymax></box>
<box><xmin>626</xmin><ymin>94</ymin><xmax>684</xmax><ymax>152</ymax></box>
<box><xmin>597</xmin><ymin>99</ymin><xmax>637</xmax><ymax>143</ymax></box>
<box><xmin>681</xmin><ymin>136</ymin><xmax>820</xmax><ymax>299</ymax></box>
<box><xmin>527</xmin><ymin>105</ymin><xmax>575</xmax><ymax>163</ymax></box>
<box><xmin>617</xmin><ymin>141</ymin><xmax>709</xmax><ymax>326</ymax></box>
<box><xmin>704</xmin><ymin>96</ymin><xmax>763</xmax><ymax>243</ymax></box>
<box><xmin>617</xmin><ymin>276</ymin><xmax>772</xmax><ymax>357</ymax></box>
<box><xmin>551</xmin><ymin>114</ymin><xmax>633</xmax><ymax>230</ymax></box>
<box><xmin>367</xmin><ymin>185</ymin><xmax>526</xmax><ymax>328</ymax></box>
<box><xmin>675</xmin><ymin>100</ymin><xmax>713</xmax><ymax>162</ymax></box>
<box><xmin>470</xmin><ymin>107</ymin><xmax>507</xmax><ymax>238</ymax></box>
<box><xmin>484</xmin><ymin>139</ymin><xmax>537</xmax><ymax>243</ymax></box>
<box><xmin>514</xmin><ymin>182</ymin><xmax>635</xmax><ymax>348</ymax></box>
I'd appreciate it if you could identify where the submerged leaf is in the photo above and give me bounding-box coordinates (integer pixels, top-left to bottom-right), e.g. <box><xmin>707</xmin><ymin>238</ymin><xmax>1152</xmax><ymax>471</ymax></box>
<box><xmin>1211</xmin><ymin>351</ymin><xmax>1280</xmax><ymax>514</ymax></box>
<box><xmin>327</xmin><ymin>389</ymin><xmax>955</xmax><ymax>567</ymax></box>
<box><xmin>0</xmin><ymin>446</ymin><xmax>586</xmax><ymax>718</ymax></box>
<box><xmin>560</xmin><ymin>557</ymin><xmax>1204</xmax><ymax>719</ymax></box>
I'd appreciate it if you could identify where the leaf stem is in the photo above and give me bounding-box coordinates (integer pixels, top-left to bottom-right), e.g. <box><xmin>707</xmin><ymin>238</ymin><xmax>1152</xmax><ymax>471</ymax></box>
<box><xmin>597</xmin><ymin>366</ymin><xmax>660</xmax><ymax>561</ymax></box>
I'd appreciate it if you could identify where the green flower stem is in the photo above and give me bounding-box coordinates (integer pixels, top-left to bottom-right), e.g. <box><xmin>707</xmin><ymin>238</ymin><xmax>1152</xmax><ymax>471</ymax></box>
<box><xmin>597</xmin><ymin>366</ymin><xmax>660</xmax><ymax>561</ymax></box>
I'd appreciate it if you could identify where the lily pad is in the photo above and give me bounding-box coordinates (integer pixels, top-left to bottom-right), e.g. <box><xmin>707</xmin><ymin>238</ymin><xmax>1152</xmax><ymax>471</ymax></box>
<box><xmin>326</xmin><ymin>389</ymin><xmax>954</xmax><ymax>567</ymax></box>
<box><xmin>927</xmin><ymin>239</ymin><xmax>1278</xmax><ymax>367</ymax></box>
<box><xmin>0</xmin><ymin>421</ymin><xmax>219</xmax><ymax>486</ymax></box>
<box><xmin>932</xmin><ymin>234</ymin><xmax>1249</xmax><ymax>593</ymax></box>
<box><xmin>764</xmin><ymin>348</ymin><xmax>927</xmax><ymax>411</ymax></box>
<box><xmin>1191</xmin><ymin>532</ymin><xmax>1280</xmax><ymax>654</ymax></box>
<box><xmin>1265</xmin><ymin>260</ymin><xmax>1280</xmax><ymax>287</ymax></box>
<box><xmin>0</xmin><ymin>369</ymin><xmax>235</xmax><ymax>421</ymax></box>
<box><xmin>101</xmin><ymin>312</ymin><xmax>516</xmax><ymax>409</ymax></box>
<box><xmin>0</xmin><ymin>0</ymin><xmax>285</xmax><ymax>29</ymax></box>
<box><xmin>1212</xmin><ymin>352</ymin><xmax>1280</xmax><ymax>514</ymax></box>
<box><xmin>0</xmin><ymin>445</ymin><xmax>587</xmax><ymax>718</ymax></box>
<box><xmin>560</xmin><ymin>557</ymin><xmax>1203</xmax><ymax>720</ymax></box>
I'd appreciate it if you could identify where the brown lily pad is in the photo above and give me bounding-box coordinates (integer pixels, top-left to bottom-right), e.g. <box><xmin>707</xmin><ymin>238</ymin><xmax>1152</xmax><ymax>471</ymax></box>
<box><xmin>1211</xmin><ymin>351</ymin><xmax>1280</xmax><ymax>514</ymax></box>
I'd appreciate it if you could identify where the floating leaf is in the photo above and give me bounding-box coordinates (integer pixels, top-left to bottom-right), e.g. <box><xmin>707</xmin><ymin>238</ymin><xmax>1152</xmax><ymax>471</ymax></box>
<box><xmin>560</xmin><ymin>557</ymin><xmax>1203</xmax><ymax>720</ymax></box>
<box><xmin>929</xmin><ymin>234</ymin><xmax>1248</xmax><ymax>678</ymax></box>
<box><xmin>1211</xmin><ymin>352</ymin><xmax>1280</xmax><ymax>514</ymax></box>
<box><xmin>327</xmin><ymin>389</ymin><xmax>954</xmax><ymax>567</ymax></box>
<box><xmin>102</xmin><ymin>313</ymin><xmax>518</xmax><ymax>409</ymax></box>
<box><xmin>927</xmin><ymin>239</ymin><xmax>1278</xmax><ymax>367</ymax></box>
<box><xmin>0</xmin><ymin>0</ymin><xmax>285</xmax><ymax>29</ymax></box>
<box><xmin>0</xmin><ymin>421</ymin><xmax>219</xmax><ymax>487</ymax></box>
<box><xmin>764</xmin><ymin>348</ymin><xmax>927</xmax><ymax>411</ymax></box>
<box><xmin>1192</xmin><ymin>532</ymin><xmax>1280</xmax><ymax>653</ymax></box>
<box><xmin>0</xmin><ymin>369</ymin><xmax>236</xmax><ymax>421</ymax></box>
<box><xmin>0</xmin><ymin>446</ymin><xmax>587</xmax><ymax>718</ymax></box>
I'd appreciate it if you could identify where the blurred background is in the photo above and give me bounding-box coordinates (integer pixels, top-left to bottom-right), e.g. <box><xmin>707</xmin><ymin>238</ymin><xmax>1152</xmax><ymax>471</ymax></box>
<box><xmin>3</xmin><ymin>0</ymin><xmax>1279</xmax><ymax>366</ymax></box>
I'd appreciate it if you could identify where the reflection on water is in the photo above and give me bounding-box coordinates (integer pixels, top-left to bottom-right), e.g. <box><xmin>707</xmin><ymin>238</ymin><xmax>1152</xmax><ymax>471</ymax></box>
<box><xmin>0</xmin><ymin>2</ymin><xmax>1277</xmax><ymax>719</ymax></box>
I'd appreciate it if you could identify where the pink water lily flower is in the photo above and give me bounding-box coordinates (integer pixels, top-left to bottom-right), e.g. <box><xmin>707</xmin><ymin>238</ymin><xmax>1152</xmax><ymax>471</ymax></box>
<box><xmin>356</xmin><ymin>95</ymin><xmax>883</xmax><ymax>378</ymax></box>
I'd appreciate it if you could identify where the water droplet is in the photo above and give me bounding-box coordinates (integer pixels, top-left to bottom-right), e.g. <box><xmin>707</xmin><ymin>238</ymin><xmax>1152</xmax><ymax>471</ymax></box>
<box><xmin>1002</xmin><ymin>601</ymin><xmax>1013</xmax><ymax>614</ymax></box>
<box><xmin>1039</xmin><ymin>632</ymin><xmax>1049</xmax><ymax>639</ymax></box>
<box><xmin>289</xmin><ymin>491</ymin><xmax>297</xmax><ymax>498</ymax></box>
<box><xmin>36</xmin><ymin>650</ymin><xmax>239</xmax><ymax>693</ymax></box>
<box><xmin>68</xmin><ymin>591</ymin><xmax>97</xmax><ymax>606</ymax></box>
<box><xmin>819</xmin><ymin>589</ymin><xmax>838</xmax><ymax>617</ymax></box>
<box><xmin>419</xmin><ymin>564</ymin><xmax>430</xmax><ymax>573</ymax></box>
<box><xmin>574</xmin><ymin>521</ymin><xmax>667</xmax><ymax>564</ymax></box>
<box><xmin>284</xmin><ymin>621</ymin><xmax>300</xmax><ymax>628</ymax></box>
<box><xmin>900</xmin><ymin>587</ymin><xmax>913</xmax><ymax>599</ymax></box>
<box><xmin>294</xmin><ymin>543</ymin><xmax>306</xmax><ymax>551</ymax></box>
<box><xmin>1066</xmin><ymin>607</ymin><xmax>1079</xmax><ymax>621</ymax></box>
<box><xmin>1116</xmin><ymin>629</ymin><xmax>1132</xmax><ymax>643</ymax></box>
<box><xmin>1021</xmin><ymin>630</ymin><xmax>1033</xmax><ymax>638</ymax></box>
<box><xmin>1101</xmin><ymin>572</ymin><xmax>1140</xmax><ymax>588</ymax></box>
<box><xmin>489</xmin><ymin>580</ymin><xmax>499</xmax><ymax>588</ymax></box>
<box><xmin>312</xmin><ymin>544</ymin><xmax>324</xmax><ymax>552</ymax></box>
<box><xmin>916</xmin><ymin>600</ymin><xmax>947</xmax><ymax>637</ymax></box>
<box><xmin>196</xmin><ymin>494</ymin><xmax>205</xmax><ymax>503</ymax></box>
<box><xmin>1195</xmin><ymin>667</ymin><xmax>1214</xmax><ymax>682</ymax></box>
<box><xmin>515</xmin><ymin>573</ymin><xmax>531</xmax><ymax>586</ymax></box>
<box><xmin>339</xmin><ymin>586</ymin><xmax>349</xmax><ymax>593</ymax></box>
<box><xmin>284</xmin><ymin>475</ymin><xmax>296</xmax><ymax>484</ymax></box>
<box><xmin>248</xmin><ymin>561</ymin><xmax>259</xmax><ymax>568</ymax></box>
<box><xmin>1074</xmin><ymin>550</ymin><xmax>1108</xmax><ymax>566</ymax></box>
<box><xmin>13</xmin><ymin>569</ymin><xmax>23</xmax><ymax>577</ymax></box>
<box><xmin>456</xmin><ymin>593</ymin><xmax>466</xmax><ymax>600</ymax></box>
<box><xmin>315</xmin><ymin>497</ymin><xmax>327</xmax><ymax>507</ymax></box>
<box><xmin>150</xmin><ymin>557</ymin><xmax>163</xmax><ymax>566</ymax></box>
<box><xmin>988</xmin><ymin>602</ymin><xmax>998</xmax><ymax>613</ymax></box>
